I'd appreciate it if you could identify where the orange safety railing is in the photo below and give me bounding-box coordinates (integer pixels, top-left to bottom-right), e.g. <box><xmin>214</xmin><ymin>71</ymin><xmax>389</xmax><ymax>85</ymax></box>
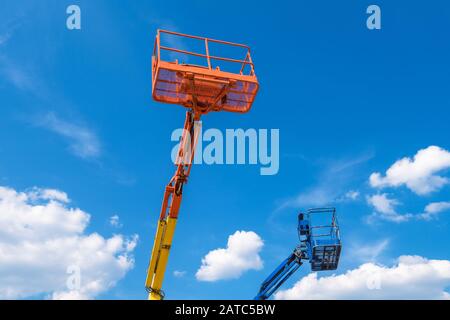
<box><xmin>153</xmin><ymin>29</ymin><xmax>256</xmax><ymax>76</ymax></box>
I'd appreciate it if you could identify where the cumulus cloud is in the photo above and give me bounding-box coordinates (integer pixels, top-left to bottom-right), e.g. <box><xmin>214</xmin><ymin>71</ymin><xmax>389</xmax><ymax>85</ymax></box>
<box><xmin>418</xmin><ymin>201</ymin><xmax>450</xmax><ymax>221</ymax></box>
<box><xmin>334</xmin><ymin>190</ymin><xmax>361</xmax><ymax>203</ymax></box>
<box><xmin>28</xmin><ymin>187</ymin><xmax>70</xmax><ymax>203</ymax></box>
<box><xmin>370</xmin><ymin>146</ymin><xmax>450</xmax><ymax>195</ymax></box>
<box><xmin>367</xmin><ymin>194</ymin><xmax>450</xmax><ymax>223</ymax></box>
<box><xmin>173</xmin><ymin>270</ymin><xmax>186</xmax><ymax>278</ymax></box>
<box><xmin>0</xmin><ymin>185</ymin><xmax>137</xmax><ymax>299</ymax></box>
<box><xmin>367</xmin><ymin>194</ymin><xmax>398</xmax><ymax>214</ymax></box>
<box><xmin>196</xmin><ymin>231</ymin><xmax>263</xmax><ymax>282</ymax></box>
<box><xmin>36</xmin><ymin>113</ymin><xmax>101</xmax><ymax>160</ymax></box>
<box><xmin>275</xmin><ymin>255</ymin><xmax>450</xmax><ymax>300</ymax></box>
<box><xmin>109</xmin><ymin>214</ymin><xmax>122</xmax><ymax>228</ymax></box>
<box><xmin>344</xmin><ymin>190</ymin><xmax>360</xmax><ymax>200</ymax></box>
<box><xmin>366</xmin><ymin>194</ymin><xmax>411</xmax><ymax>223</ymax></box>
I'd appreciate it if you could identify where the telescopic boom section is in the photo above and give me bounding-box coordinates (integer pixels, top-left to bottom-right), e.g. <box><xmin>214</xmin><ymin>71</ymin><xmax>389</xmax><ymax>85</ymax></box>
<box><xmin>145</xmin><ymin>111</ymin><xmax>201</xmax><ymax>300</ymax></box>
<box><xmin>255</xmin><ymin>250</ymin><xmax>303</xmax><ymax>300</ymax></box>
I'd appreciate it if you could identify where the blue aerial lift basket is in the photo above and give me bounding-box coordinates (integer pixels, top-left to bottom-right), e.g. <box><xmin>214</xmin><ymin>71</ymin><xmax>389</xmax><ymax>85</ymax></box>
<box><xmin>255</xmin><ymin>207</ymin><xmax>341</xmax><ymax>300</ymax></box>
<box><xmin>299</xmin><ymin>208</ymin><xmax>341</xmax><ymax>271</ymax></box>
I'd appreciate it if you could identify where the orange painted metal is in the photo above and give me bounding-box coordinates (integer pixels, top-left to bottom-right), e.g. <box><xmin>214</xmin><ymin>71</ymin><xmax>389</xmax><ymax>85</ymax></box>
<box><xmin>159</xmin><ymin>110</ymin><xmax>200</xmax><ymax>221</ymax></box>
<box><xmin>146</xmin><ymin>30</ymin><xmax>258</xmax><ymax>299</ymax></box>
<box><xmin>152</xmin><ymin>29</ymin><xmax>259</xmax><ymax>114</ymax></box>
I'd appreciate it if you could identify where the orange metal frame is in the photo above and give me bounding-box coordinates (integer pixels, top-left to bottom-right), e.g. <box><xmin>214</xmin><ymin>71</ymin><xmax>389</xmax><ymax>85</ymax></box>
<box><xmin>152</xmin><ymin>29</ymin><xmax>259</xmax><ymax>114</ymax></box>
<box><xmin>146</xmin><ymin>29</ymin><xmax>259</xmax><ymax>299</ymax></box>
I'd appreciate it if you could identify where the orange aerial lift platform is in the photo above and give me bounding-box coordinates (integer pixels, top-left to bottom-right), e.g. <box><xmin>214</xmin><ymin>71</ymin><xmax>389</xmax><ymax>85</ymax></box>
<box><xmin>145</xmin><ymin>29</ymin><xmax>259</xmax><ymax>300</ymax></box>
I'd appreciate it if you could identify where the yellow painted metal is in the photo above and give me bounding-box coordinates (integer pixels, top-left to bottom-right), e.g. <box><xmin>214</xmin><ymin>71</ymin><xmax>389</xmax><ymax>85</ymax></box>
<box><xmin>146</xmin><ymin>216</ymin><xmax>178</xmax><ymax>300</ymax></box>
<box><xmin>145</xmin><ymin>220</ymin><xmax>165</xmax><ymax>288</ymax></box>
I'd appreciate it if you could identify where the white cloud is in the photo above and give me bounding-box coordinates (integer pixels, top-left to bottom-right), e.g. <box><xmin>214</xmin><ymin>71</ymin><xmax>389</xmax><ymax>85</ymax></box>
<box><xmin>109</xmin><ymin>214</ymin><xmax>122</xmax><ymax>228</ymax></box>
<box><xmin>336</xmin><ymin>190</ymin><xmax>360</xmax><ymax>202</ymax></box>
<box><xmin>418</xmin><ymin>201</ymin><xmax>450</xmax><ymax>221</ymax></box>
<box><xmin>367</xmin><ymin>194</ymin><xmax>398</xmax><ymax>215</ymax></box>
<box><xmin>0</xmin><ymin>185</ymin><xmax>137</xmax><ymax>299</ymax></box>
<box><xmin>196</xmin><ymin>231</ymin><xmax>263</xmax><ymax>282</ymax></box>
<box><xmin>28</xmin><ymin>187</ymin><xmax>70</xmax><ymax>203</ymax></box>
<box><xmin>52</xmin><ymin>290</ymin><xmax>89</xmax><ymax>300</ymax></box>
<box><xmin>370</xmin><ymin>146</ymin><xmax>450</xmax><ymax>195</ymax></box>
<box><xmin>173</xmin><ymin>270</ymin><xmax>186</xmax><ymax>278</ymax></box>
<box><xmin>344</xmin><ymin>190</ymin><xmax>360</xmax><ymax>200</ymax></box>
<box><xmin>275</xmin><ymin>255</ymin><xmax>450</xmax><ymax>300</ymax></box>
<box><xmin>37</xmin><ymin>113</ymin><xmax>101</xmax><ymax>160</ymax></box>
<box><xmin>367</xmin><ymin>195</ymin><xmax>450</xmax><ymax>223</ymax></box>
<box><xmin>366</xmin><ymin>193</ymin><xmax>411</xmax><ymax>223</ymax></box>
<box><xmin>351</xmin><ymin>239</ymin><xmax>390</xmax><ymax>262</ymax></box>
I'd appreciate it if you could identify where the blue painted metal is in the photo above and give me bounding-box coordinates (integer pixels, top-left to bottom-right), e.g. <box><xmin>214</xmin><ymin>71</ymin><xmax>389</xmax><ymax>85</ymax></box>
<box><xmin>303</xmin><ymin>208</ymin><xmax>341</xmax><ymax>271</ymax></box>
<box><xmin>254</xmin><ymin>249</ymin><xmax>304</xmax><ymax>300</ymax></box>
<box><xmin>254</xmin><ymin>207</ymin><xmax>341</xmax><ymax>300</ymax></box>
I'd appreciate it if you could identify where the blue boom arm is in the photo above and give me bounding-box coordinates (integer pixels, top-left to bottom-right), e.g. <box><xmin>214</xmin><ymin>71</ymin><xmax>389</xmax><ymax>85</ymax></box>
<box><xmin>254</xmin><ymin>208</ymin><xmax>342</xmax><ymax>300</ymax></box>
<box><xmin>254</xmin><ymin>249</ymin><xmax>303</xmax><ymax>300</ymax></box>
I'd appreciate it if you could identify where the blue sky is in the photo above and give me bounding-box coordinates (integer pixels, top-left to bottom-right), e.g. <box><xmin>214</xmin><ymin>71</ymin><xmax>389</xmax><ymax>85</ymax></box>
<box><xmin>0</xmin><ymin>1</ymin><xmax>450</xmax><ymax>299</ymax></box>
